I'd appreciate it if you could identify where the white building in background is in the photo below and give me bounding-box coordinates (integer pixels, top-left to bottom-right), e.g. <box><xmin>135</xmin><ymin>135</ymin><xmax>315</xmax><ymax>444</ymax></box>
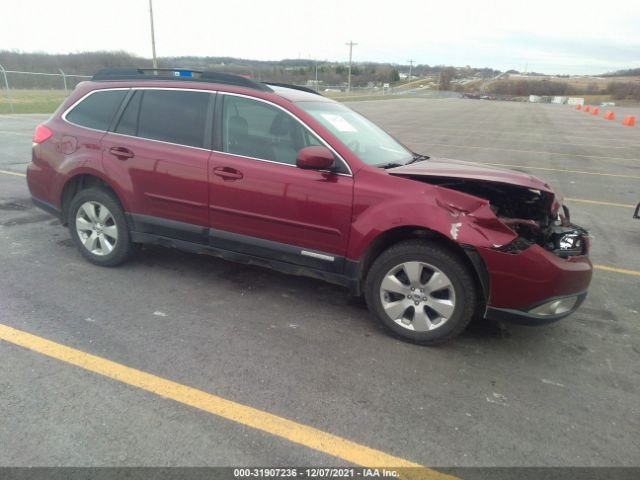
<box><xmin>567</xmin><ymin>97</ymin><xmax>585</xmax><ymax>106</ymax></box>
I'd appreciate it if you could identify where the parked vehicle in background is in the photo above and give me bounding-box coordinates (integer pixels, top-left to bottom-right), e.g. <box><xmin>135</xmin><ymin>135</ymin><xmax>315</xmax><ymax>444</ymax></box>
<box><xmin>26</xmin><ymin>68</ymin><xmax>593</xmax><ymax>344</ymax></box>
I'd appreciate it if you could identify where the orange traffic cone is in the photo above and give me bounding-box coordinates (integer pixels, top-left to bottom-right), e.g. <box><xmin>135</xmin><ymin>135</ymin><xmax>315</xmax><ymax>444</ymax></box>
<box><xmin>584</xmin><ymin>105</ymin><xmax>591</xmax><ymax>112</ymax></box>
<box><xmin>603</xmin><ymin>111</ymin><xmax>615</xmax><ymax>120</ymax></box>
<box><xmin>576</xmin><ymin>105</ymin><xmax>582</xmax><ymax>110</ymax></box>
<box><xmin>622</xmin><ymin>116</ymin><xmax>636</xmax><ymax>126</ymax></box>
<box><xmin>592</xmin><ymin>108</ymin><xmax>600</xmax><ymax>115</ymax></box>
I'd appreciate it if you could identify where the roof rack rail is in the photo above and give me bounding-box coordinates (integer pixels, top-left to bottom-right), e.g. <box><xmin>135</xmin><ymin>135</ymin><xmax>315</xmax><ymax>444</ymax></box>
<box><xmin>91</xmin><ymin>68</ymin><xmax>273</xmax><ymax>92</ymax></box>
<box><xmin>264</xmin><ymin>82</ymin><xmax>323</xmax><ymax>96</ymax></box>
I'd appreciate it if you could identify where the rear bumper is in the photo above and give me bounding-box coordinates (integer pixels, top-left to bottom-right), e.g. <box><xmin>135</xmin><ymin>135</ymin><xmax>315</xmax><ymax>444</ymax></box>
<box><xmin>26</xmin><ymin>161</ymin><xmax>52</xmax><ymax>206</ymax></box>
<box><xmin>486</xmin><ymin>291</ymin><xmax>588</xmax><ymax>325</ymax></box>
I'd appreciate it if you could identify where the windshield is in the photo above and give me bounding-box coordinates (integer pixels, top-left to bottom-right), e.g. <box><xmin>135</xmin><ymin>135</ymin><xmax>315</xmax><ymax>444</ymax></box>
<box><xmin>296</xmin><ymin>101</ymin><xmax>413</xmax><ymax>167</ymax></box>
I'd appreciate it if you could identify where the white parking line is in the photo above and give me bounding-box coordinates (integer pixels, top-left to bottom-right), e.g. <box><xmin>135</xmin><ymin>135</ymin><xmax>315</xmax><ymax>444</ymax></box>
<box><xmin>0</xmin><ymin>130</ymin><xmax>31</xmax><ymax>137</ymax></box>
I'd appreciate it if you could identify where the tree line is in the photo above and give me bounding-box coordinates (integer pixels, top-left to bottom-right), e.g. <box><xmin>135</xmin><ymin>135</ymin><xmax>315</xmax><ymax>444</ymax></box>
<box><xmin>485</xmin><ymin>78</ymin><xmax>640</xmax><ymax>100</ymax></box>
<box><xmin>602</xmin><ymin>68</ymin><xmax>640</xmax><ymax>77</ymax></box>
<box><xmin>1</xmin><ymin>50</ymin><xmax>497</xmax><ymax>89</ymax></box>
<box><xmin>2</xmin><ymin>50</ymin><xmax>637</xmax><ymax>99</ymax></box>
<box><xmin>606</xmin><ymin>81</ymin><xmax>640</xmax><ymax>100</ymax></box>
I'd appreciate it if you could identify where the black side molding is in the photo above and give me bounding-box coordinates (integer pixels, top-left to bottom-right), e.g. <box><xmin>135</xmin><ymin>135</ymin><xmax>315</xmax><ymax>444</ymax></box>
<box><xmin>126</xmin><ymin>212</ymin><xmax>361</xmax><ymax>294</ymax></box>
<box><xmin>31</xmin><ymin>196</ymin><xmax>62</xmax><ymax>220</ymax></box>
<box><xmin>130</xmin><ymin>231</ymin><xmax>360</xmax><ymax>293</ymax></box>
<box><xmin>127</xmin><ymin>213</ymin><xmax>208</xmax><ymax>245</ymax></box>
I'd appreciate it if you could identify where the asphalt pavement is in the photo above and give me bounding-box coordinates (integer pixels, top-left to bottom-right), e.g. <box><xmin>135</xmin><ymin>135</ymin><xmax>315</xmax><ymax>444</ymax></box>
<box><xmin>0</xmin><ymin>99</ymin><xmax>638</xmax><ymax>471</ymax></box>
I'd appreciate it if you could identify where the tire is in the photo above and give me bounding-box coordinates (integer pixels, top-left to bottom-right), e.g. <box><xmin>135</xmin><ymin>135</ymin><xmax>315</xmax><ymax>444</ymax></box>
<box><xmin>364</xmin><ymin>240</ymin><xmax>477</xmax><ymax>345</ymax></box>
<box><xmin>68</xmin><ymin>187</ymin><xmax>135</xmax><ymax>267</ymax></box>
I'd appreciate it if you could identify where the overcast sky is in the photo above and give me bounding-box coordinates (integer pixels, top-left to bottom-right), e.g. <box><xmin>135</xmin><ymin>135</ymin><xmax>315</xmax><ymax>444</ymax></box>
<box><xmin>2</xmin><ymin>0</ymin><xmax>639</xmax><ymax>74</ymax></box>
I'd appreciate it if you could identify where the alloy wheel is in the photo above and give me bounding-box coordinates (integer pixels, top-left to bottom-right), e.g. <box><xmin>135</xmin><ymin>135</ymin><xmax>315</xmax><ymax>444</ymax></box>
<box><xmin>75</xmin><ymin>201</ymin><xmax>118</xmax><ymax>256</ymax></box>
<box><xmin>379</xmin><ymin>261</ymin><xmax>456</xmax><ymax>331</ymax></box>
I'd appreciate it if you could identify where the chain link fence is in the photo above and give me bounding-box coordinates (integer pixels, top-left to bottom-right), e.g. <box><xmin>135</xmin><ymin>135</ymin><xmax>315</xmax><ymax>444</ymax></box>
<box><xmin>319</xmin><ymin>86</ymin><xmax>460</xmax><ymax>100</ymax></box>
<box><xmin>0</xmin><ymin>68</ymin><xmax>460</xmax><ymax>114</ymax></box>
<box><xmin>0</xmin><ymin>67</ymin><xmax>91</xmax><ymax>113</ymax></box>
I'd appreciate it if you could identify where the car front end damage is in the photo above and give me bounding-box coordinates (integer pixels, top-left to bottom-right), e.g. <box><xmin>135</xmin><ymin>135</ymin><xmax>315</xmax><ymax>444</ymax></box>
<box><xmin>389</xmin><ymin>159</ymin><xmax>593</xmax><ymax>325</ymax></box>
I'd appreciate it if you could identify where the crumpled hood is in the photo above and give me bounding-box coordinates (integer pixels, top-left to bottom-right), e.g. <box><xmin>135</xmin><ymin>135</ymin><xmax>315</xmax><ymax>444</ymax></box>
<box><xmin>388</xmin><ymin>157</ymin><xmax>554</xmax><ymax>193</ymax></box>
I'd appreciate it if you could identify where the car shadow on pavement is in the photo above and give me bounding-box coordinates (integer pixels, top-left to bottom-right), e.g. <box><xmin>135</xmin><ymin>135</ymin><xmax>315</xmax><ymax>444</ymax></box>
<box><xmin>133</xmin><ymin>244</ymin><xmax>547</xmax><ymax>349</ymax></box>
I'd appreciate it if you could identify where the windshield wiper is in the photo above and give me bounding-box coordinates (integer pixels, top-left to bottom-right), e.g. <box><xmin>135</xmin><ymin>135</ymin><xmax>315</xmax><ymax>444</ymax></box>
<box><xmin>406</xmin><ymin>153</ymin><xmax>430</xmax><ymax>164</ymax></box>
<box><xmin>376</xmin><ymin>162</ymin><xmax>406</xmax><ymax>169</ymax></box>
<box><xmin>376</xmin><ymin>153</ymin><xmax>429</xmax><ymax>169</ymax></box>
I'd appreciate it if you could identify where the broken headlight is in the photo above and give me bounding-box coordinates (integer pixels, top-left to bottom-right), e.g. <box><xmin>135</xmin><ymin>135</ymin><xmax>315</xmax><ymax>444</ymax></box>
<box><xmin>548</xmin><ymin>225</ymin><xmax>588</xmax><ymax>258</ymax></box>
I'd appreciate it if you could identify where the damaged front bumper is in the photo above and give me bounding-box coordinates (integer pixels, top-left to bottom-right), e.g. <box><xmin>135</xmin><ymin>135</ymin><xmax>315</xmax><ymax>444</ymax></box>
<box><xmin>477</xmin><ymin>241</ymin><xmax>592</xmax><ymax>325</ymax></box>
<box><xmin>486</xmin><ymin>291</ymin><xmax>588</xmax><ymax>325</ymax></box>
<box><xmin>394</xmin><ymin>166</ymin><xmax>594</xmax><ymax>324</ymax></box>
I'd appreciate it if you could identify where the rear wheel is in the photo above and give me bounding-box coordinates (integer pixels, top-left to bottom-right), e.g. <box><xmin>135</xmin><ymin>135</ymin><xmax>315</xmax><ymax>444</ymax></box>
<box><xmin>68</xmin><ymin>188</ymin><xmax>135</xmax><ymax>266</ymax></box>
<box><xmin>365</xmin><ymin>240</ymin><xmax>477</xmax><ymax>345</ymax></box>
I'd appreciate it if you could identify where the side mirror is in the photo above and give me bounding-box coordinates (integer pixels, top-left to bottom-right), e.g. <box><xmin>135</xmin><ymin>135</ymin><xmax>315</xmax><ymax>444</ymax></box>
<box><xmin>296</xmin><ymin>146</ymin><xmax>335</xmax><ymax>170</ymax></box>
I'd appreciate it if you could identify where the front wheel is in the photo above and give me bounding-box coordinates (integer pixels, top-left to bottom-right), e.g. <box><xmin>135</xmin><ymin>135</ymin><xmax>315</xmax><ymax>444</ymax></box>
<box><xmin>68</xmin><ymin>188</ymin><xmax>135</xmax><ymax>267</ymax></box>
<box><xmin>364</xmin><ymin>240</ymin><xmax>477</xmax><ymax>345</ymax></box>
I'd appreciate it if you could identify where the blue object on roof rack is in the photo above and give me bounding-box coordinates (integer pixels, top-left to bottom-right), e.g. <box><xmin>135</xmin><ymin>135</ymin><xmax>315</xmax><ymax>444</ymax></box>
<box><xmin>91</xmin><ymin>68</ymin><xmax>273</xmax><ymax>92</ymax></box>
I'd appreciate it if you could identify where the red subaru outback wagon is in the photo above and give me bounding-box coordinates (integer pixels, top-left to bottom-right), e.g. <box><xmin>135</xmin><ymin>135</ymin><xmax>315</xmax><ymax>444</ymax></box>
<box><xmin>27</xmin><ymin>68</ymin><xmax>592</xmax><ymax>344</ymax></box>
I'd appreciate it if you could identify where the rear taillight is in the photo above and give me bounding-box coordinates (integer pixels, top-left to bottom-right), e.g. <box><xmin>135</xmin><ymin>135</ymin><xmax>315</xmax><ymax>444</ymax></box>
<box><xmin>33</xmin><ymin>124</ymin><xmax>53</xmax><ymax>144</ymax></box>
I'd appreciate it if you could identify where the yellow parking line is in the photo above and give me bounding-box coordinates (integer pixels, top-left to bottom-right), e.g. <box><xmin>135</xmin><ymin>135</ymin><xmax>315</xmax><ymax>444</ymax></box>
<box><xmin>12</xmin><ymin>162</ymin><xmax>634</xmax><ymax>182</ymax></box>
<box><xmin>492</xmin><ymin>138</ymin><xmax>635</xmax><ymax>150</ymax></box>
<box><xmin>2</xmin><ymin>164</ymin><xmax>636</xmax><ymax>277</ymax></box>
<box><xmin>594</xmin><ymin>265</ymin><xmax>640</xmax><ymax>276</ymax></box>
<box><xmin>0</xmin><ymin>323</ymin><xmax>452</xmax><ymax>478</ymax></box>
<box><xmin>417</xmin><ymin>127</ymin><xmax>640</xmax><ymax>146</ymax></box>
<box><xmin>424</xmin><ymin>143</ymin><xmax>638</xmax><ymax>163</ymax></box>
<box><xmin>408</xmin><ymin>132</ymin><xmax>638</xmax><ymax>150</ymax></box>
<box><xmin>479</xmin><ymin>162</ymin><xmax>640</xmax><ymax>180</ymax></box>
<box><xmin>476</xmin><ymin>136</ymin><xmax>638</xmax><ymax>149</ymax></box>
<box><xmin>0</xmin><ymin>169</ymin><xmax>26</xmax><ymax>177</ymax></box>
<box><xmin>564</xmin><ymin>198</ymin><xmax>635</xmax><ymax>209</ymax></box>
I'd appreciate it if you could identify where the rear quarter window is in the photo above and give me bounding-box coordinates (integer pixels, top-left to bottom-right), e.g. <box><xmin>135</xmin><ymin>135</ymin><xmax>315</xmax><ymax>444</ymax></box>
<box><xmin>65</xmin><ymin>90</ymin><xmax>128</xmax><ymax>131</ymax></box>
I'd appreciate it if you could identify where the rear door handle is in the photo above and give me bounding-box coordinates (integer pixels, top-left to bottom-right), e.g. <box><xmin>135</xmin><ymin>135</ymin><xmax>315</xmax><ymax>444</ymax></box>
<box><xmin>109</xmin><ymin>146</ymin><xmax>135</xmax><ymax>160</ymax></box>
<box><xmin>213</xmin><ymin>166</ymin><xmax>243</xmax><ymax>180</ymax></box>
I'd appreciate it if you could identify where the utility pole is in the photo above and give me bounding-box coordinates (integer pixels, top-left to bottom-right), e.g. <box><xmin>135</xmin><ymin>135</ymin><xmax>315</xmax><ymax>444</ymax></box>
<box><xmin>407</xmin><ymin>59</ymin><xmax>414</xmax><ymax>81</ymax></box>
<box><xmin>149</xmin><ymin>0</ymin><xmax>158</xmax><ymax>70</ymax></box>
<box><xmin>345</xmin><ymin>41</ymin><xmax>358</xmax><ymax>92</ymax></box>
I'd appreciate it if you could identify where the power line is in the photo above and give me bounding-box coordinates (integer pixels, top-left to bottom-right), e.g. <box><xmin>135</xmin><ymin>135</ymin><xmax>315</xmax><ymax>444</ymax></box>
<box><xmin>407</xmin><ymin>59</ymin><xmax>414</xmax><ymax>80</ymax></box>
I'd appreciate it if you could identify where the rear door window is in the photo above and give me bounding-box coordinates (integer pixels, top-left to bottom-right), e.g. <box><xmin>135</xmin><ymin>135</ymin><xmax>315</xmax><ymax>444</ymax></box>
<box><xmin>136</xmin><ymin>90</ymin><xmax>210</xmax><ymax>148</ymax></box>
<box><xmin>114</xmin><ymin>90</ymin><xmax>142</xmax><ymax>136</ymax></box>
<box><xmin>65</xmin><ymin>90</ymin><xmax>128</xmax><ymax>131</ymax></box>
